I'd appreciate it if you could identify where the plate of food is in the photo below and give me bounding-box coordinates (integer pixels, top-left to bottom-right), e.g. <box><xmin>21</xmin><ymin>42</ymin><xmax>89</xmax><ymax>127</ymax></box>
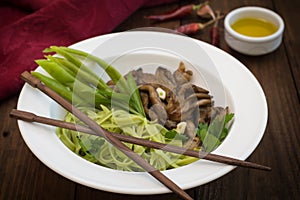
<box><xmin>16</xmin><ymin>30</ymin><xmax>268</xmax><ymax>194</ymax></box>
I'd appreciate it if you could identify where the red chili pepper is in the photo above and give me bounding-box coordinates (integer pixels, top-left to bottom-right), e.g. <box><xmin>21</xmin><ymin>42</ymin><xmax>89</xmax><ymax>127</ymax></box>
<box><xmin>197</xmin><ymin>4</ymin><xmax>216</xmax><ymax>19</ymax></box>
<box><xmin>175</xmin><ymin>23</ymin><xmax>202</xmax><ymax>35</ymax></box>
<box><xmin>145</xmin><ymin>4</ymin><xmax>194</xmax><ymax>21</ymax></box>
<box><xmin>210</xmin><ymin>11</ymin><xmax>220</xmax><ymax>46</ymax></box>
<box><xmin>176</xmin><ymin>14</ymin><xmax>224</xmax><ymax>35</ymax></box>
<box><xmin>145</xmin><ymin>2</ymin><xmax>210</xmax><ymax>22</ymax></box>
<box><xmin>210</xmin><ymin>27</ymin><xmax>219</xmax><ymax>46</ymax></box>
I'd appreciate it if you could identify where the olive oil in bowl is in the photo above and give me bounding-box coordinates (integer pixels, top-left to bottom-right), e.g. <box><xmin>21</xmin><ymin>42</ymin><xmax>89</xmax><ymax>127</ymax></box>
<box><xmin>231</xmin><ymin>18</ymin><xmax>278</xmax><ymax>37</ymax></box>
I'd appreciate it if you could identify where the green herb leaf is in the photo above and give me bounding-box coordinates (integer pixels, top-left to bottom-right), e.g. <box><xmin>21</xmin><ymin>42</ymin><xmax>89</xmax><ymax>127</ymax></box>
<box><xmin>165</xmin><ymin>130</ymin><xmax>189</xmax><ymax>142</ymax></box>
<box><xmin>196</xmin><ymin>113</ymin><xmax>234</xmax><ymax>152</ymax></box>
<box><xmin>126</xmin><ymin>72</ymin><xmax>146</xmax><ymax>117</ymax></box>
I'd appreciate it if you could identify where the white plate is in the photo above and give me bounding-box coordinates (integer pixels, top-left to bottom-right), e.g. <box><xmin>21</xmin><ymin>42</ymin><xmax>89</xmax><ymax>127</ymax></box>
<box><xmin>17</xmin><ymin>31</ymin><xmax>268</xmax><ymax>195</ymax></box>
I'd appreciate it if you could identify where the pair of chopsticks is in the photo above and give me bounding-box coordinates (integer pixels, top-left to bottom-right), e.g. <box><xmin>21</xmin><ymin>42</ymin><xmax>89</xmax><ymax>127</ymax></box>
<box><xmin>10</xmin><ymin>109</ymin><xmax>271</xmax><ymax>171</ymax></box>
<box><xmin>15</xmin><ymin>71</ymin><xmax>271</xmax><ymax>200</ymax></box>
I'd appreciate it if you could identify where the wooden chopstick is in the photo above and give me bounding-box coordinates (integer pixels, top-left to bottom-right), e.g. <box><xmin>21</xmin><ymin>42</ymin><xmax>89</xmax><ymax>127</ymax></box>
<box><xmin>20</xmin><ymin>71</ymin><xmax>193</xmax><ymax>200</ymax></box>
<box><xmin>10</xmin><ymin>108</ymin><xmax>271</xmax><ymax>171</ymax></box>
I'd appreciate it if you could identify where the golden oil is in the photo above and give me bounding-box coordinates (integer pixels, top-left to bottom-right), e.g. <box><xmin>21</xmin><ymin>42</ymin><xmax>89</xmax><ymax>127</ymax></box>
<box><xmin>231</xmin><ymin>17</ymin><xmax>278</xmax><ymax>37</ymax></box>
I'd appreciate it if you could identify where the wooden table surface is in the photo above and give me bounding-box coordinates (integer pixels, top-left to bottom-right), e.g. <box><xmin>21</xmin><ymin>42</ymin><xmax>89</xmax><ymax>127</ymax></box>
<box><xmin>1</xmin><ymin>0</ymin><xmax>299</xmax><ymax>199</ymax></box>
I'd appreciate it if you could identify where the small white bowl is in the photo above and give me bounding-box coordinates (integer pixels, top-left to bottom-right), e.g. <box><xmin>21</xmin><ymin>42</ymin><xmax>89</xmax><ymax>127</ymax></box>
<box><xmin>224</xmin><ymin>6</ymin><xmax>284</xmax><ymax>56</ymax></box>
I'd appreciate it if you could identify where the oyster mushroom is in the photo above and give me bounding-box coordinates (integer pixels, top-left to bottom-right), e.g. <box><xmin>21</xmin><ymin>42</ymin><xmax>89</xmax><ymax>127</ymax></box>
<box><xmin>138</xmin><ymin>84</ymin><xmax>167</xmax><ymax>123</ymax></box>
<box><xmin>173</xmin><ymin>62</ymin><xmax>193</xmax><ymax>85</ymax></box>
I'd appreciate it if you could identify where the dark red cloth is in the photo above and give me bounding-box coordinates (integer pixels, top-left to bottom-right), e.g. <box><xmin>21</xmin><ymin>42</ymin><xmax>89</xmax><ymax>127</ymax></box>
<box><xmin>0</xmin><ymin>0</ymin><xmax>175</xmax><ymax>100</ymax></box>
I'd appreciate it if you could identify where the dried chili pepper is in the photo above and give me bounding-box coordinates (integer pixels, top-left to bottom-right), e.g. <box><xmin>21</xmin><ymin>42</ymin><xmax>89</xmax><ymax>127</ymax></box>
<box><xmin>210</xmin><ymin>11</ymin><xmax>220</xmax><ymax>46</ymax></box>
<box><xmin>210</xmin><ymin>26</ymin><xmax>219</xmax><ymax>46</ymax></box>
<box><xmin>175</xmin><ymin>23</ymin><xmax>203</xmax><ymax>35</ymax></box>
<box><xmin>145</xmin><ymin>4</ymin><xmax>194</xmax><ymax>21</ymax></box>
<box><xmin>197</xmin><ymin>3</ymin><xmax>216</xmax><ymax>19</ymax></box>
<box><xmin>145</xmin><ymin>2</ymin><xmax>208</xmax><ymax>21</ymax></box>
<box><xmin>175</xmin><ymin>15</ymin><xmax>223</xmax><ymax>35</ymax></box>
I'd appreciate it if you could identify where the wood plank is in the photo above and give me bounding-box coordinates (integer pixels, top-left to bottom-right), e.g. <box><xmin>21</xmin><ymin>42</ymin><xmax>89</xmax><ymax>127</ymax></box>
<box><xmin>113</xmin><ymin>1</ymin><xmax>180</xmax><ymax>32</ymax></box>
<box><xmin>75</xmin><ymin>184</ymin><xmax>195</xmax><ymax>200</ymax></box>
<box><xmin>0</xmin><ymin>96</ymin><xmax>76</xmax><ymax>199</ymax></box>
<box><xmin>273</xmin><ymin>0</ymin><xmax>300</xmax><ymax>96</ymax></box>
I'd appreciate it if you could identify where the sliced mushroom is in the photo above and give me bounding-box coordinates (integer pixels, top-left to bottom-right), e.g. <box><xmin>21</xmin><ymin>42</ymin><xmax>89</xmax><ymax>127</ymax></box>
<box><xmin>148</xmin><ymin>104</ymin><xmax>168</xmax><ymax>123</ymax></box>
<box><xmin>192</xmin><ymin>84</ymin><xmax>210</xmax><ymax>94</ymax></box>
<box><xmin>185</xmin><ymin>93</ymin><xmax>212</xmax><ymax>101</ymax></box>
<box><xmin>165</xmin><ymin>120</ymin><xmax>178</xmax><ymax>129</ymax></box>
<box><xmin>139</xmin><ymin>84</ymin><xmax>163</xmax><ymax>106</ymax></box>
<box><xmin>185</xmin><ymin>120</ymin><xmax>196</xmax><ymax>139</ymax></box>
<box><xmin>177</xmin><ymin>83</ymin><xmax>195</xmax><ymax>102</ymax></box>
<box><xmin>182</xmin><ymin>99</ymin><xmax>212</xmax><ymax>114</ymax></box>
<box><xmin>140</xmin><ymin>92</ymin><xmax>150</xmax><ymax>113</ymax></box>
<box><xmin>133</xmin><ymin>68</ymin><xmax>158</xmax><ymax>85</ymax></box>
<box><xmin>173</xmin><ymin>62</ymin><xmax>193</xmax><ymax>85</ymax></box>
<box><xmin>155</xmin><ymin>67</ymin><xmax>176</xmax><ymax>90</ymax></box>
<box><xmin>139</xmin><ymin>84</ymin><xmax>168</xmax><ymax>123</ymax></box>
<box><xmin>209</xmin><ymin>106</ymin><xmax>229</xmax><ymax>122</ymax></box>
<box><xmin>183</xmin><ymin>120</ymin><xmax>202</xmax><ymax>149</ymax></box>
<box><xmin>198</xmin><ymin>107</ymin><xmax>212</xmax><ymax>124</ymax></box>
<box><xmin>167</xmin><ymin>106</ymin><xmax>182</xmax><ymax>122</ymax></box>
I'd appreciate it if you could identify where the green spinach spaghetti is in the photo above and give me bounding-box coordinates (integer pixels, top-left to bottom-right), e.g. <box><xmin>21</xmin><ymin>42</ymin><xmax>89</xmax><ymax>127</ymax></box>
<box><xmin>57</xmin><ymin>105</ymin><xmax>198</xmax><ymax>171</ymax></box>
